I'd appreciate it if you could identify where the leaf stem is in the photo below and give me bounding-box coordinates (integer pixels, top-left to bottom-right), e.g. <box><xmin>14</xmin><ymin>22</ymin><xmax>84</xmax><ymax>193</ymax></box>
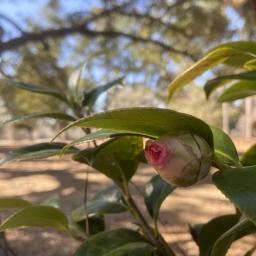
<box><xmin>121</xmin><ymin>185</ymin><xmax>176</xmax><ymax>256</ymax></box>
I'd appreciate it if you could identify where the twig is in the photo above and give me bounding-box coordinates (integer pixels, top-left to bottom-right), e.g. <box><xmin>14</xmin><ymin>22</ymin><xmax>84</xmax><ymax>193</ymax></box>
<box><xmin>0</xmin><ymin>216</ymin><xmax>18</xmax><ymax>256</ymax></box>
<box><xmin>120</xmin><ymin>184</ymin><xmax>176</xmax><ymax>256</ymax></box>
<box><xmin>0</xmin><ymin>14</ymin><xmax>24</xmax><ymax>33</ymax></box>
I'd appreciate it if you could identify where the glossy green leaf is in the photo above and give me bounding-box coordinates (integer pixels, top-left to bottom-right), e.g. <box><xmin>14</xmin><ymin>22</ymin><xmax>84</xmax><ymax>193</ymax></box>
<box><xmin>213</xmin><ymin>166</ymin><xmax>256</xmax><ymax>224</ymax></box>
<box><xmin>1</xmin><ymin>112</ymin><xmax>76</xmax><ymax>126</ymax></box>
<box><xmin>144</xmin><ymin>175</ymin><xmax>176</xmax><ymax>220</ymax></box>
<box><xmin>0</xmin><ymin>142</ymin><xmax>78</xmax><ymax>164</ymax></box>
<box><xmin>0</xmin><ymin>198</ymin><xmax>31</xmax><ymax>211</ymax></box>
<box><xmin>211</xmin><ymin>218</ymin><xmax>256</xmax><ymax>256</ymax></box>
<box><xmin>73</xmin><ymin>136</ymin><xmax>143</xmax><ymax>182</ymax></box>
<box><xmin>211</xmin><ymin>41</ymin><xmax>256</xmax><ymax>52</ymax></box>
<box><xmin>244</xmin><ymin>59</ymin><xmax>256</xmax><ymax>70</ymax></box>
<box><xmin>53</xmin><ymin>107</ymin><xmax>213</xmax><ymax>148</ymax></box>
<box><xmin>189</xmin><ymin>223</ymin><xmax>204</xmax><ymax>246</ymax></box>
<box><xmin>104</xmin><ymin>242</ymin><xmax>154</xmax><ymax>256</ymax></box>
<box><xmin>83</xmin><ymin>77</ymin><xmax>124</xmax><ymax>107</ymax></box>
<box><xmin>67</xmin><ymin>129</ymin><xmax>128</xmax><ymax>146</ymax></box>
<box><xmin>210</xmin><ymin>126</ymin><xmax>240</xmax><ymax>167</ymax></box>
<box><xmin>61</xmin><ymin>129</ymin><xmax>141</xmax><ymax>155</ymax></box>
<box><xmin>72</xmin><ymin>186</ymin><xmax>127</xmax><ymax>222</ymax></box>
<box><xmin>136</xmin><ymin>150</ymin><xmax>147</xmax><ymax>164</ymax></box>
<box><xmin>74</xmin><ymin>228</ymin><xmax>150</xmax><ymax>256</ymax></box>
<box><xmin>168</xmin><ymin>47</ymin><xmax>254</xmax><ymax>99</ymax></box>
<box><xmin>41</xmin><ymin>196</ymin><xmax>60</xmax><ymax>208</ymax></box>
<box><xmin>241</xmin><ymin>145</ymin><xmax>256</xmax><ymax>166</ymax></box>
<box><xmin>168</xmin><ymin>41</ymin><xmax>256</xmax><ymax>99</ymax></box>
<box><xmin>68</xmin><ymin>61</ymin><xmax>87</xmax><ymax>103</ymax></box>
<box><xmin>210</xmin><ymin>41</ymin><xmax>256</xmax><ymax>66</ymax></box>
<box><xmin>198</xmin><ymin>214</ymin><xmax>240</xmax><ymax>256</ymax></box>
<box><xmin>0</xmin><ymin>79</ymin><xmax>68</xmax><ymax>103</ymax></box>
<box><xmin>0</xmin><ymin>205</ymin><xmax>71</xmax><ymax>235</ymax></box>
<box><xmin>218</xmin><ymin>81</ymin><xmax>256</xmax><ymax>102</ymax></box>
<box><xmin>204</xmin><ymin>71</ymin><xmax>256</xmax><ymax>98</ymax></box>
<box><xmin>2</xmin><ymin>112</ymin><xmax>75</xmax><ymax>125</ymax></box>
<box><xmin>73</xmin><ymin>215</ymin><xmax>105</xmax><ymax>236</ymax></box>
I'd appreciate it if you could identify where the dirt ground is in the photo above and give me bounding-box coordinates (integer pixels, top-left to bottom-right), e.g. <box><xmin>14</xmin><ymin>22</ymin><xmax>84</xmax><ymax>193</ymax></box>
<box><xmin>0</xmin><ymin>138</ymin><xmax>256</xmax><ymax>256</ymax></box>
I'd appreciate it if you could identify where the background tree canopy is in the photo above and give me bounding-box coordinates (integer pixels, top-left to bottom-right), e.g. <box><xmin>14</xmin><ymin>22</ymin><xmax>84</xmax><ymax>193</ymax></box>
<box><xmin>0</xmin><ymin>0</ymin><xmax>255</xmax><ymax>137</ymax></box>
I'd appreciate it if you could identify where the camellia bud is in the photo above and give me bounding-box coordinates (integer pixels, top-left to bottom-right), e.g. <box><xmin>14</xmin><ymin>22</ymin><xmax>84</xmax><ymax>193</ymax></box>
<box><xmin>145</xmin><ymin>133</ymin><xmax>213</xmax><ymax>187</ymax></box>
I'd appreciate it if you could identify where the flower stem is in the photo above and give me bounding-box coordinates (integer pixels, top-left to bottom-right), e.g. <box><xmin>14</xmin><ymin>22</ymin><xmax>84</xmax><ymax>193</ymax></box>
<box><xmin>121</xmin><ymin>186</ymin><xmax>176</xmax><ymax>256</ymax></box>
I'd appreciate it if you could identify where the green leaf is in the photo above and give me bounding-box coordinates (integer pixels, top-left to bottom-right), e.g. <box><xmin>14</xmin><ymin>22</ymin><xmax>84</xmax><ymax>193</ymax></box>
<box><xmin>144</xmin><ymin>175</ymin><xmax>176</xmax><ymax>220</ymax></box>
<box><xmin>244</xmin><ymin>59</ymin><xmax>256</xmax><ymax>70</ymax></box>
<box><xmin>2</xmin><ymin>112</ymin><xmax>76</xmax><ymax>126</ymax></box>
<box><xmin>72</xmin><ymin>186</ymin><xmax>127</xmax><ymax>222</ymax></box>
<box><xmin>61</xmin><ymin>129</ymin><xmax>140</xmax><ymax>155</ymax></box>
<box><xmin>210</xmin><ymin>126</ymin><xmax>240</xmax><ymax>167</ymax></box>
<box><xmin>104</xmin><ymin>242</ymin><xmax>154</xmax><ymax>256</ymax></box>
<box><xmin>210</xmin><ymin>41</ymin><xmax>256</xmax><ymax>66</ymax></box>
<box><xmin>168</xmin><ymin>47</ymin><xmax>254</xmax><ymax>99</ymax></box>
<box><xmin>73</xmin><ymin>136</ymin><xmax>143</xmax><ymax>182</ymax></box>
<box><xmin>0</xmin><ymin>79</ymin><xmax>68</xmax><ymax>103</ymax></box>
<box><xmin>0</xmin><ymin>205</ymin><xmax>71</xmax><ymax>235</ymax></box>
<box><xmin>204</xmin><ymin>71</ymin><xmax>256</xmax><ymax>98</ymax></box>
<box><xmin>68</xmin><ymin>61</ymin><xmax>87</xmax><ymax>103</ymax></box>
<box><xmin>73</xmin><ymin>215</ymin><xmax>105</xmax><ymax>236</ymax></box>
<box><xmin>0</xmin><ymin>142</ymin><xmax>78</xmax><ymax>164</ymax></box>
<box><xmin>213</xmin><ymin>166</ymin><xmax>256</xmax><ymax>224</ymax></box>
<box><xmin>189</xmin><ymin>223</ymin><xmax>204</xmax><ymax>246</ymax></box>
<box><xmin>218</xmin><ymin>81</ymin><xmax>256</xmax><ymax>102</ymax></box>
<box><xmin>198</xmin><ymin>214</ymin><xmax>240</xmax><ymax>256</ymax></box>
<box><xmin>168</xmin><ymin>41</ymin><xmax>256</xmax><ymax>99</ymax></box>
<box><xmin>0</xmin><ymin>198</ymin><xmax>31</xmax><ymax>211</ymax></box>
<box><xmin>83</xmin><ymin>77</ymin><xmax>124</xmax><ymax>107</ymax></box>
<box><xmin>52</xmin><ymin>107</ymin><xmax>213</xmax><ymax>148</ymax></box>
<box><xmin>41</xmin><ymin>196</ymin><xmax>60</xmax><ymax>208</ymax></box>
<box><xmin>136</xmin><ymin>150</ymin><xmax>147</xmax><ymax>164</ymax></box>
<box><xmin>210</xmin><ymin>218</ymin><xmax>256</xmax><ymax>256</ymax></box>
<box><xmin>241</xmin><ymin>145</ymin><xmax>256</xmax><ymax>166</ymax></box>
<box><xmin>74</xmin><ymin>228</ymin><xmax>150</xmax><ymax>256</ymax></box>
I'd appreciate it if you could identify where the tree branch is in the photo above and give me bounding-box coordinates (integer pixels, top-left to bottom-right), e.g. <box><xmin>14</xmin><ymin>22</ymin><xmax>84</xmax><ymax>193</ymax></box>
<box><xmin>0</xmin><ymin>24</ymin><xmax>194</xmax><ymax>59</ymax></box>
<box><xmin>88</xmin><ymin>29</ymin><xmax>194</xmax><ymax>59</ymax></box>
<box><xmin>0</xmin><ymin>13</ymin><xmax>24</xmax><ymax>33</ymax></box>
<box><xmin>112</xmin><ymin>10</ymin><xmax>192</xmax><ymax>38</ymax></box>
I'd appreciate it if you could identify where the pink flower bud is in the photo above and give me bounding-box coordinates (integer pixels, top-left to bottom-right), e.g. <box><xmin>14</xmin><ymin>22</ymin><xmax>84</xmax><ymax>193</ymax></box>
<box><xmin>145</xmin><ymin>133</ymin><xmax>213</xmax><ymax>187</ymax></box>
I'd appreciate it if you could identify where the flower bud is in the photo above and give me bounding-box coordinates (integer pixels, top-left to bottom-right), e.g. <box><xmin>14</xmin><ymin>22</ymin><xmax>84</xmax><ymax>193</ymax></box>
<box><xmin>145</xmin><ymin>133</ymin><xmax>213</xmax><ymax>187</ymax></box>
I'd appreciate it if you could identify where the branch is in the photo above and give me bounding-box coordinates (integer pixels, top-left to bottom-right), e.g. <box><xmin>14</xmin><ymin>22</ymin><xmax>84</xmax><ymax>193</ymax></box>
<box><xmin>0</xmin><ymin>24</ymin><xmax>194</xmax><ymax>59</ymax></box>
<box><xmin>0</xmin><ymin>13</ymin><xmax>24</xmax><ymax>33</ymax></box>
<box><xmin>112</xmin><ymin>10</ymin><xmax>192</xmax><ymax>38</ymax></box>
<box><xmin>90</xmin><ymin>29</ymin><xmax>194</xmax><ymax>59</ymax></box>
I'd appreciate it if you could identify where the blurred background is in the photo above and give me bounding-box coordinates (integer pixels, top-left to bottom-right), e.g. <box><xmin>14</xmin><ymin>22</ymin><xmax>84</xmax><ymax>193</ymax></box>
<box><xmin>0</xmin><ymin>0</ymin><xmax>256</xmax><ymax>140</ymax></box>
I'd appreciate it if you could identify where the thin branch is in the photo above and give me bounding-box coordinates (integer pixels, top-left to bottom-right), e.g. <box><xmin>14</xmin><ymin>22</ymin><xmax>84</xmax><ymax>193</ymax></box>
<box><xmin>112</xmin><ymin>10</ymin><xmax>192</xmax><ymax>38</ymax></box>
<box><xmin>0</xmin><ymin>14</ymin><xmax>24</xmax><ymax>33</ymax></box>
<box><xmin>122</xmin><ymin>188</ymin><xmax>176</xmax><ymax>256</ymax></box>
<box><xmin>68</xmin><ymin>2</ymin><xmax>130</xmax><ymax>24</ymax></box>
<box><xmin>87</xmin><ymin>29</ymin><xmax>194</xmax><ymax>59</ymax></box>
<box><xmin>0</xmin><ymin>25</ymin><xmax>194</xmax><ymax>59</ymax></box>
